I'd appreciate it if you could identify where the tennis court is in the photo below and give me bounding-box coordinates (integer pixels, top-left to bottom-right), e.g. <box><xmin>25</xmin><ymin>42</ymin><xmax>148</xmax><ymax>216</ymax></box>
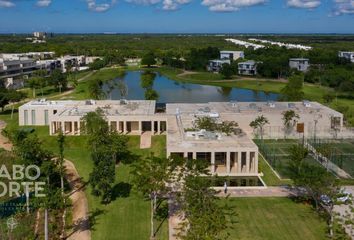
<box><xmin>308</xmin><ymin>138</ymin><xmax>354</xmax><ymax>178</ymax></box>
<box><xmin>255</xmin><ymin>139</ymin><xmax>321</xmax><ymax>179</ymax></box>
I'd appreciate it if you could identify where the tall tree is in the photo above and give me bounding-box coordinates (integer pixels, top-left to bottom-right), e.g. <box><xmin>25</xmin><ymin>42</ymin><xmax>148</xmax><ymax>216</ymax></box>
<box><xmin>131</xmin><ymin>155</ymin><xmax>174</xmax><ymax>239</ymax></box>
<box><xmin>249</xmin><ymin>115</ymin><xmax>269</xmax><ymax>140</ymax></box>
<box><xmin>176</xmin><ymin>158</ymin><xmax>234</xmax><ymax>240</ymax></box>
<box><xmin>282</xmin><ymin>110</ymin><xmax>299</xmax><ymax>138</ymax></box>
<box><xmin>281</xmin><ymin>73</ymin><xmax>305</xmax><ymax>101</ymax></box>
<box><xmin>50</xmin><ymin>69</ymin><xmax>67</xmax><ymax>93</ymax></box>
<box><xmin>81</xmin><ymin>109</ymin><xmax>129</xmax><ymax>203</ymax></box>
<box><xmin>142</xmin><ymin>52</ymin><xmax>157</xmax><ymax>67</ymax></box>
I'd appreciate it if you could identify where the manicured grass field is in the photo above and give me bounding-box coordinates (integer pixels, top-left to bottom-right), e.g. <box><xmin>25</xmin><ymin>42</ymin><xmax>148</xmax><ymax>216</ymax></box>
<box><xmin>258</xmin><ymin>155</ymin><xmax>292</xmax><ymax>186</ymax></box>
<box><xmin>35</xmin><ymin>130</ymin><xmax>168</xmax><ymax>240</ymax></box>
<box><xmin>224</xmin><ymin>198</ymin><xmax>327</xmax><ymax>240</ymax></box>
<box><xmin>256</xmin><ymin>139</ymin><xmax>322</xmax><ymax>178</ymax></box>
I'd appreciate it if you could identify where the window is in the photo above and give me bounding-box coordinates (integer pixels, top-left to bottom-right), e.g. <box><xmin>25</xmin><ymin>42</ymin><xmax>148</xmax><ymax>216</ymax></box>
<box><xmin>31</xmin><ymin>110</ymin><xmax>36</xmax><ymax>125</ymax></box>
<box><xmin>24</xmin><ymin>110</ymin><xmax>28</xmax><ymax>125</ymax></box>
<box><xmin>44</xmin><ymin>110</ymin><xmax>49</xmax><ymax>125</ymax></box>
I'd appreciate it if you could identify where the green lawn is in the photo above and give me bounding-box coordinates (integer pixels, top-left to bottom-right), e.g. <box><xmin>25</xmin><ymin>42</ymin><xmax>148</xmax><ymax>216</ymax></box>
<box><xmin>258</xmin><ymin>155</ymin><xmax>292</xmax><ymax>186</ymax></box>
<box><xmin>0</xmin><ymin>109</ymin><xmax>169</xmax><ymax>240</ymax></box>
<box><xmin>33</xmin><ymin>129</ymin><xmax>168</xmax><ymax>240</ymax></box>
<box><xmin>224</xmin><ymin>197</ymin><xmax>327</xmax><ymax>240</ymax></box>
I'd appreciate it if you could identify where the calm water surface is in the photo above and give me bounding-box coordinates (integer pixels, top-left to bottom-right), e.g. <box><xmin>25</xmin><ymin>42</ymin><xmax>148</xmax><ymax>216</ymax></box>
<box><xmin>102</xmin><ymin>71</ymin><xmax>279</xmax><ymax>103</ymax></box>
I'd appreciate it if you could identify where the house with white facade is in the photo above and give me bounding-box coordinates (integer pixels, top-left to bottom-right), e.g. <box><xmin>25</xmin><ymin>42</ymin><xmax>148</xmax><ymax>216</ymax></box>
<box><xmin>289</xmin><ymin>58</ymin><xmax>310</xmax><ymax>72</ymax></box>
<box><xmin>207</xmin><ymin>59</ymin><xmax>230</xmax><ymax>72</ymax></box>
<box><xmin>338</xmin><ymin>51</ymin><xmax>354</xmax><ymax>63</ymax></box>
<box><xmin>220</xmin><ymin>51</ymin><xmax>244</xmax><ymax>61</ymax></box>
<box><xmin>238</xmin><ymin>60</ymin><xmax>260</xmax><ymax>75</ymax></box>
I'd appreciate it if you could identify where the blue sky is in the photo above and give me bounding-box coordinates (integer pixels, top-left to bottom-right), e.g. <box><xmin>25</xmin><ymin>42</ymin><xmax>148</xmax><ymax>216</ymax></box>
<box><xmin>0</xmin><ymin>0</ymin><xmax>353</xmax><ymax>33</ymax></box>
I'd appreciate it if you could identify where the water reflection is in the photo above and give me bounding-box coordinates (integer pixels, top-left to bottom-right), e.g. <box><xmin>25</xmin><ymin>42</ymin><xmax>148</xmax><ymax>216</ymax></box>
<box><xmin>102</xmin><ymin>71</ymin><xmax>279</xmax><ymax>103</ymax></box>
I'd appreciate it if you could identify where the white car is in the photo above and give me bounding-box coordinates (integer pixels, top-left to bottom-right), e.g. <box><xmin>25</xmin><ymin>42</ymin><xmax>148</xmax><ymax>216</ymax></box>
<box><xmin>337</xmin><ymin>191</ymin><xmax>352</xmax><ymax>204</ymax></box>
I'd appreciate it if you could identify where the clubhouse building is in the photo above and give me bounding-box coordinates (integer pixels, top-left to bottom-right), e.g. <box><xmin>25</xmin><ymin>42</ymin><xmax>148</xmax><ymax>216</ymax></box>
<box><xmin>19</xmin><ymin>99</ymin><xmax>344</xmax><ymax>184</ymax></box>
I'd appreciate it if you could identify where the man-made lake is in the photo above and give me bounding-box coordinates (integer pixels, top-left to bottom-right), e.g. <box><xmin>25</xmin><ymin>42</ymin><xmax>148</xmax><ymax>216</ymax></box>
<box><xmin>103</xmin><ymin>71</ymin><xmax>279</xmax><ymax>103</ymax></box>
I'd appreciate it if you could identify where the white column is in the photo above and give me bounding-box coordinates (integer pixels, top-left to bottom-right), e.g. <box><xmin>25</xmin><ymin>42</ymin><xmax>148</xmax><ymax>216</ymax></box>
<box><xmin>61</xmin><ymin>121</ymin><xmax>65</xmax><ymax>133</ymax></box>
<box><xmin>211</xmin><ymin>152</ymin><xmax>215</xmax><ymax>174</ymax></box>
<box><xmin>123</xmin><ymin>121</ymin><xmax>126</xmax><ymax>134</ymax></box>
<box><xmin>183</xmin><ymin>152</ymin><xmax>188</xmax><ymax>158</ymax></box>
<box><xmin>246</xmin><ymin>152</ymin><xmax>250</xmax><ymax>173</ymax></box>
<box><xmin>255</xmin><ymin>153</ymin><xmax>258</xmax><ymax>174</ymax></box>
<box><xmin>226</xmin><ymin>152</ymin><xmax>231</xmax><ymax>174</ymax></box>
<box><xmin>157</xmin><ymin>121</ymin><xmax>161</xmax><ymax>135</ymax></box>
<box><xmin>139</xmin><ymin>121</ymin><xmax>142</xmax><ymax>134</ymax></box>
<box><xmin>49</xmin><ymin>122</ymin><xmax>53</xmax><ymax>135</ymax></box>
<box><xmin>71</xmin><ymin>121</ymin><xmax>75</xmax><ymax>135</ymax></box>
<box><xmin>151</xmin><ymin>121</ymin><xmax>155</xmax><ymax>135</ymax></box>
<box><xmin>192</xmin><ymin>152</ymin><xmax>196</xmax><ymax>159</ymax></box>
<box><xmin>78</xmin><ymin>121</ymin><xmax>81</xmax><ymax>135</ymax></box>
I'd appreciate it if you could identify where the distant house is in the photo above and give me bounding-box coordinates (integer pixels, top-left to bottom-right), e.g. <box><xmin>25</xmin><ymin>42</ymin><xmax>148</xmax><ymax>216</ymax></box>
<box><xmin>207</xmin><ymin>59</ymin><xmax>230</xmax><ymax>72</ymax></box>
<box><xmin>238</xmin><ymin>60</ymin><xmax>260</xmax><ymax>76</ymax></box>
<box><xmin>338</xmin><ymin>51</ymin><xmax>354</xmax><ymax>63</ymax></box>
<box><xmin>33</xmin><ymin>32</ymin><xmax>46</xmax><ymax>39</ymax></box>
<box><xmin>289</xmin><ymin>58</ymin><xmax>309</xmax><ymax>72</ymax></box>
<box><xmin>0</xmin><ymin>56</ymin><xmax>40</xmax><ymax>89</ymax></box>
<box><xmin>220</xmin><ymin>51</ymin><xmax>244</xmax><ymax>61</ymax></box>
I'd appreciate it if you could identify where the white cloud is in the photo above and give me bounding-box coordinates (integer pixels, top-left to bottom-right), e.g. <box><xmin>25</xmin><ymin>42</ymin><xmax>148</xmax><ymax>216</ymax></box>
<box><xmin>36</xmin><ymin>0</ymin><xmax>52</xmax><ymax>7</ymax></box>
<box><xmin>125</xmin><ymin>0</ymin><xmax>160</xmax><ymax>5</ymax></box>
<box><xmin>331</xmin><ymin>0</ymin><xmax>354</xmax><ymax>15</ymax></box>
<box><xmin>86</xmin><ymin>0</ymin><xmax>117</xmax><ymax>12</ymax></box>
<box><xmin>162</xmin><ymin>0</ymin><xmax>191</xmax><ymax>10</ymax></box>
<box><xmin>201</xmin><ymin>0</ymin><xmax>266</xmax><ymax>12</ymax></box>
<box><xmin>0</xmin><ymin>0</ymin><xmax>15</xmax><ymax>8</ymax></box>
<box><xmin>286</xmin><ymin>0</ymin><xmax>321</xmax><ymax>9</ymax></box>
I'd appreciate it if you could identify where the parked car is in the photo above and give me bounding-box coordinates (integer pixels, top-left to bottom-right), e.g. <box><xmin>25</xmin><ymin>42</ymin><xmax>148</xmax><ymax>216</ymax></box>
<box><xmin>337</xmin><ymin>190</ymin><xmax>352</xmax><ymax>204</ymax></box>
<box><xmin>320</xmin><ymin>195</ymin><xmax>332</xmax><ymax>205</ymax></box>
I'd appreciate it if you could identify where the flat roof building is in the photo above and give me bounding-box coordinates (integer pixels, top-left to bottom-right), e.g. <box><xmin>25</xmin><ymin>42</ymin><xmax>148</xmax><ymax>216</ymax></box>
<box><xmin>238</xmin><ymin>60</ymin><xmax>260</xmax><ymax>76</ymax></box>
<box><xmin>0</xmin><ymin>56</ymin><xmax>40</xmax><ymax>89</ymax></box>
<box><xmin>19</xmin><ymin>99</ymin><xmax>346</xmax><ymax>181</ymax></box>
<box><xmin>220</xmin><ymin>51</ymin><xmax>244</xmax><ymax>61</ymax></box>
<box><xmin>338</xmin><ymin>51</ymin><xmax>354</xmax><ymax>63</ymax></box>
<box><xmin>207</xmin><ymin>59</ymin><xmax>230</xmax><ymax>72</ymax></box>
<box><xmin>289</xmin><ymin>58</ymin><xmax>310</xmax><ymax>72</ymax></box>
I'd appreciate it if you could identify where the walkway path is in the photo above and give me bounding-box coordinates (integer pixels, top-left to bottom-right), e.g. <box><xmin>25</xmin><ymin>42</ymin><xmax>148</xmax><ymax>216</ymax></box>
<box><xmin>0</xmin><ymin>120</ymin><xmax>12</xmax><ymax>151</ymax></box>
<box><xmin>140</xmin><ymin>131</ymin><xmax>152</xmax><ymax>149</ymax></box>
<box><xmin>64</xmin><ymin>159</ymin><xmax>91</xmax><ymax>240</ymax></box>
<box><xmin>0</xmin><ymin>121</ymin><xmax>90</xmax><ymax>240</ymax></box>
<box><xmin>215</xmin><ymin>186</ymin><xmax>298</xmax><ymax>198</ymax></box>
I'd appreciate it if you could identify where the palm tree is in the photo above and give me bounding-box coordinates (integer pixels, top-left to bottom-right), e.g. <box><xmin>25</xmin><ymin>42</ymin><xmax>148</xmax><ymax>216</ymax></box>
<box><xmin>249</xmin><ymin>115</ymin><xmax>269</xmax><ymax>140</ymax></box>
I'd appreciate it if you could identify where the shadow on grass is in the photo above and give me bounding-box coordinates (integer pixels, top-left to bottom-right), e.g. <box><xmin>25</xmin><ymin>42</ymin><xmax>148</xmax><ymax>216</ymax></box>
<box><xmin>67</xmin><ymin>208</ymin><xmax>106</xmax><ymax>238</ymax></box>
<box><xmin>154</xmin><ymin>199</ymin><xmax>169</xmax><ymax>236</ymax></box>
<box><xmin>111</xmin><ymin>182</ymin><xmax>132</xmax><ymax>200</ymax></box>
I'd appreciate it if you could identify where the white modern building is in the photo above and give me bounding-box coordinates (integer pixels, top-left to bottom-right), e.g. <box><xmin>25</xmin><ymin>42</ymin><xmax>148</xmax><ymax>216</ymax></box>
<box><xmin>238</xmin><ymin>60</ymin><xmax>260</xmax><ymax>75</ymax></box>
<box><xmin>220</xmin><ymin>51</ymin><xmax>244</xmax><ymax>61</ymax></box>
<box><xmin>338</xmin><ymin>51</ymin><xmax>354</xmax><ymax>63</ymax></box>
<box><xmin>18</xmin><ymin>99</ymin><xmax>345</xmax><ymax>184</ymax></box>
<box><xmin>0</xmin><ymin>56</ymin><xmax>40</xmax><ymax>89</ymax></box>
<box><xmin>289</xmin><ymin>58</ymin><xmax>310</xmax><ymax>72</ymax></box>
<box><xmin>59</xmin><ymin>55</ymin><xmax>86</xmax><ymax>72</ymax></box>
<box><xmin>33</xmin><ymin>32</ymin><xmax>46</xmax><ymax>39</ymax></box>
<box><xmin>207</xmin><ymin>59</ymin><xmax>230</xmax><ymax>72</ymax></box>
